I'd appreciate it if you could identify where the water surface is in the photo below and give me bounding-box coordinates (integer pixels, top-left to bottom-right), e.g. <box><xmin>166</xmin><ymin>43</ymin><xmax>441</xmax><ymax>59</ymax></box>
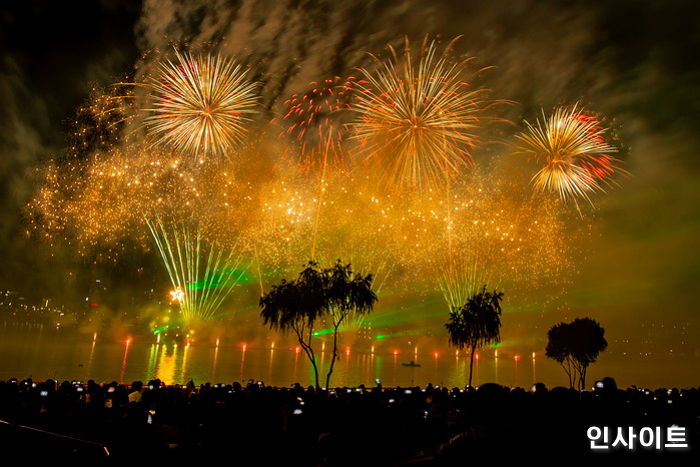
<box><xmin>0</xmin><ymin>323</ymin><xmax>695</xmax><ymax>389</ymax></box>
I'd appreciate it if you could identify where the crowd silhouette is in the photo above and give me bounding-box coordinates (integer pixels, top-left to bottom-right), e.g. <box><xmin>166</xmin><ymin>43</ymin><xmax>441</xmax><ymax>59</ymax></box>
<box><xmin>0</xmin><ymin>377</ymin><xmax>696</xmax><ymax>463</ymax></box>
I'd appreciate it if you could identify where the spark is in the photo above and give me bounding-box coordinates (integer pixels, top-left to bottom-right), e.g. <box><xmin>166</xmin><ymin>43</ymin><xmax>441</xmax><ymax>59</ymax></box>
<box><xmin>169</xmin><ymin>288</ymin><xmax>185</xmax><ymax>303</ymax></box>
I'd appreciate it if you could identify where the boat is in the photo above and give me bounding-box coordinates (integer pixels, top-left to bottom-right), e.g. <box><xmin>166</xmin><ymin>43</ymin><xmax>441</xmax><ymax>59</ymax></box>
<box><xmin>401</xmin><ymin>361</ymin><xmax>421</xmax><ymax>367</ymax></box>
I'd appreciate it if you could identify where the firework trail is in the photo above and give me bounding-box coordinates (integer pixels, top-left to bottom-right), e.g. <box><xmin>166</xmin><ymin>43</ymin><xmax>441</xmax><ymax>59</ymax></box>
<box><xmin>516</xmin><ymin>105</ymin><xmax>620</xmax><ymax>206</ymax></box>
<box><xmin>350</xmin><ymin>38</ymin><xmax>492</xmax><ymax>191</ymax></box>
<box><xmin>145</xmin><ymin>50</ymin><xmax>260</xmax><ymax>159</ymax></box>
<box><xmin>146</xmin><ymin>217</ymin><xmax>248</xmax><ymax>325</ymax></box>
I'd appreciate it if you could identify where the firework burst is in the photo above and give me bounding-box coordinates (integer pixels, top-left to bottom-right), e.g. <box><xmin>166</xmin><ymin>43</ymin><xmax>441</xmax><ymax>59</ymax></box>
<box><xmin>516</xmin><ymin>105</ymin><xmax>620</xmax><ymax>205</ymax></box>
<box><xmin>145</xmin><ymin>50</ymin><xmax>259</xmax><ymax>158</ymax></box>
<box><xmin>351</xmin><ymin>38</ymin><xmax>490</xmax><ymax>190</ymax></box>
<box><xmin>281</xmin><ymin>76</ymin><xmax>358</xmax><ymax>165</ymax></box>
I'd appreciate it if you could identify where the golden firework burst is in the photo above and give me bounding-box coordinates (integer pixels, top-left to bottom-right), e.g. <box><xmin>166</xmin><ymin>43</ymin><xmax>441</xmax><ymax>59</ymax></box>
<box><xmin>516</xmin><ymin>105</ymin><xmax>620</xmax><ymax>205</ymax></box>
<box><xmin>351</xmin><ymin>38</ymin><xmax>490</xmax><ymax>190</ymax></box>
<box><xmin>145</xmin><ymin>50</ymin><xmax>259</xmax><ymax>158</ymax></box>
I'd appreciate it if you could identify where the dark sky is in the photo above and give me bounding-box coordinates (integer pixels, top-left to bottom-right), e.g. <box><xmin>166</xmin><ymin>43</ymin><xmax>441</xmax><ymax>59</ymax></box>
<box><xmin>1</xmin><ymin>1</ymin><xmax>699</xmax><ymax>363</ymax></box>
<box><xmin>0</xmin><ymin>1</ymin><xmax>142</xmax><ymax>298</ymax></box>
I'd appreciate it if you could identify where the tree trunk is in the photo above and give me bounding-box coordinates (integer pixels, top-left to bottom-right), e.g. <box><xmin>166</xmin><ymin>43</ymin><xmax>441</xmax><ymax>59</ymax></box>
<box><xmin>325</xmin><ymin>322</ymin><xmax>341</xmax><ymax>389</ymax></box>
<box><xmin>310</xmin><ymin>353</ymin><xmax>320</xmax><ymax>389</ymax></box>
<box><xmin>294</xmin><ymin>325</ymin><xmax>320</xmax><ymax>388</ymax></box>
<box><xmin>299</xmin><ymin>341</ymin><xmax>320</xmax><ymax>388</ymax></box>
<box><xmin>468</xmin><ymin>344</ymin><xmax>476</xmax><ymax>387</ymax></box>
<box><xmin>308</xmin><ymin>327</ymin><xmax>320</xmax><ymax>389</ymax></box>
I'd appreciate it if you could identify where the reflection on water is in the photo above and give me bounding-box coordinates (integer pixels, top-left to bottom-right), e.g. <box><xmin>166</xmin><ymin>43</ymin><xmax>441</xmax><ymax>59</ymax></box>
<box><xmin>0</xmin><ymin>323</ymin><xmax>696</xmax><ymax>389</ymax></box>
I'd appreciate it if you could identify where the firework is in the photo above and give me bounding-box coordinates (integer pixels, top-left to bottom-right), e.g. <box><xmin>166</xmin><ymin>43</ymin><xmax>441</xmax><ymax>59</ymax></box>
<box><xmin>516</xmin><ymin>105</ymin><xmax>620</xmax><ymax>205</ymax></box>
<box><xmin>376</xmin><ymin>170</ymin><xmax>572</xmax><ymax>313</ymax></box>
<box><xmin>280</xmin><ymin>76</ymin><xmax>358</xmax><ymax>166</ymax></box>
<box><xmin>434</xmin><ymin>193</ymin><xmax>569</xmax><ymax>311</ymax></box>
<box><xmin>147</xmin><ymin>217</ymin><xmax>249</xmax><ymax>325</ymax></box>
<box><xmin>145</xmin><ymin>50</ymin><xmax>259</xmax><ymax>158</ymax></box>
<box><xmin>26</xmin><ymin>152</ymin><xmax>148</xmax><ymax>260</ymax></box>
<box><xmin>27</xmin><ymin>143</ymin><xmax>257</xmax><ymax>323</ymax></box>
<box><xmin>26</xmin><ymin>42</ymin><xmax>606</xmax><ymax>344</ymax></box>
<box><xmin>70</xmin><ymin>84</ymin><xmax>138</xmax><ymax>155</ymax></box>
<box><xmin>26</xmin><ymin>145</ymin><xmax>258</xmax><ymax>263</ymax></box>
<box><xmin>351</xmin><ymin>39</ymin><xmax>490</xmax><ymax>190</ymax></box>
<box><xmin>170</xmin><ymin>288</ymin><xmax>185</xmax><ymax>303</ymax></box>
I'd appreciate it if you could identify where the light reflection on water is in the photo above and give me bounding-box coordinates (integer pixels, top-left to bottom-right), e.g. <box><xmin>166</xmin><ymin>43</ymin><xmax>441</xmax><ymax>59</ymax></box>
<box><xmin>0</xmin><ymin>323</ymin><xmax>695</xmax><ymax>389</ymax></box>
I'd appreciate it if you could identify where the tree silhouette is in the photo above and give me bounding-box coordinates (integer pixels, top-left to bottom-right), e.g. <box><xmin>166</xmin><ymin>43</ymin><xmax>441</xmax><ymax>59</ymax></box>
<box><xmin>323</xmin><ymin>261</ymin><xmax>377</xmax><ymax>388</ymax></box>
<box><xmin>260</xmin><ymin>262</ymin><xmax>327</xmax><ymax>388</ymax></box>
<box><xmin>545</xmin><ymin>317</ymin><xmax>608</xmax><ymax>390</ymax></box>
<box><xmin>445</xmin><ymin>286</ymin><xmax>503</xmax><ymax>387</ymax></box>
<box><xmin>259</xmin><ymin>260</ymin><xmax>377</xmax><ymax>389</ymax></box>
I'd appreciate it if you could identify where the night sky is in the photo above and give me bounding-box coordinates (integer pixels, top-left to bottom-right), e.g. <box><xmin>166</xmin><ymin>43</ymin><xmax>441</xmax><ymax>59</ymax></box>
<box><xmin>1</xmin><ymin>1</ymin><xmax>699</xmax><ymax>380</ymax></box>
